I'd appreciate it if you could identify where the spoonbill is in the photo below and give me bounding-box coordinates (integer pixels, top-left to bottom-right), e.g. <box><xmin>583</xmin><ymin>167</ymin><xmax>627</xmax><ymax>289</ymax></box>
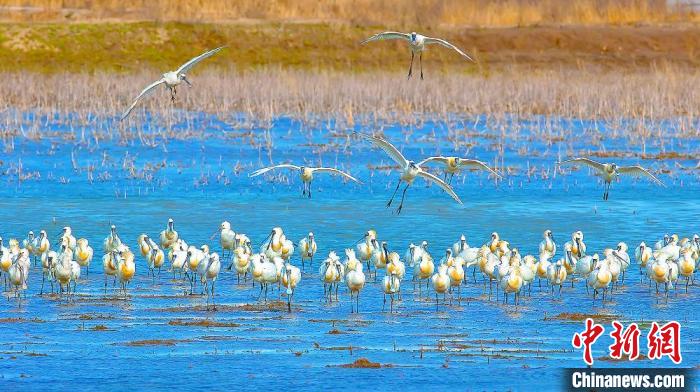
<box><xmin>298</xmin><ymin>232</ymin><xmax>317</xmax><ymax>270</ymax></box>
<box><xmin>346</xmin><ymin>262</ymin><xmax>366</xmax><ymax>313</ymax></box>
<box><xmin>120</xmin><ymin>46</ymin><xmax>226</xmax><ymax>120</ymax></box>
<box><xmin>200</xmin><ymin>252</ymin><xmax>221</xmax><ymax>310</ymax></box>
<box><xmin>418</xmin><ymin>156</ymin><xmax>500</xmax><ymax>184</ymax></box>
<box><xmin>160</xmin><ymin>218</ymin><xmax>179</xmax><ymax>250</ymax></box>
<box><xmin>281</xmin><ymin>262</ymin><xmax>301</xmax><ymax>312</ymax></box>
<box><xmin>361</xmin><ymin>31</ymin><xmax>474</xmax><ymax>79</ymax></box>
<box><xmin>75</xmin><ymin>238</ymin><xmax>94</xmax><ymax>276</ymax></box>
<box><xmin>559</xmin><ymin>157</ymin><xmax>664</xmax><ymax>200</ymax></box>
<box><xmin>357</xmin><ymin>133</ymin><xmax>462</xmax><ymax>214</ymax></box>
<box><xmin>250</xmin><ymin>164</ymin><xmax>361</xmax><ymax>198</ymax></box>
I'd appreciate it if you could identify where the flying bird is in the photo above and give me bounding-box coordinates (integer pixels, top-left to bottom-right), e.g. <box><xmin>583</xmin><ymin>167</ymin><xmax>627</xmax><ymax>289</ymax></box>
<box><xmin>120</xmin><ymin>46</ymin><xmax>226</xmax><ymax>121</ymax></box>
<box><xmin>418</xmin><ymin>156</ymin><xmax>501</xmax><ymax>184</ymax></box>
<box><xmin>361</xmin><ymin>31</ymin><xmax>473</xmax><ymax>80</ymax></box>
<box><xmin>250</xmin><ymin>164</ymin><xmax>361</xmax><ymax>198</ymax></box>
<box><xmin>559</xmin><ymin>157</ymin><xmax>664</xmax><ymax>200</ymax></box>
<box><xmin>357</xmin><ymin>133</ymin><xmax>462</xmax><ymax>214</ymax></box>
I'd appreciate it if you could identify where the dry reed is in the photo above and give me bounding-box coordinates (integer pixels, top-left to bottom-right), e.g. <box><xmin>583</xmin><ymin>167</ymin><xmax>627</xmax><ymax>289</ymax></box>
<box><xmin>0</xmin><ymin>0</ymin><xmax>696</xmax><ymax>27</ymax></box>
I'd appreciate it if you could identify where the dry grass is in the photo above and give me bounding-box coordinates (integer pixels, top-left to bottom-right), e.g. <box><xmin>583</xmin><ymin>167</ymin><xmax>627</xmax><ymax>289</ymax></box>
<box><xmin>3</xmin><ymin>66</ymin><xmax>700</xmax><ymax>125</ymax></box>
<box><xmin>0</xmin><ymin>0</ymin><xmax>697</xmax><ymax>27</ymax></box>
<box><xmin>3</xmin><ymin>22</ymin><xmax>700</xmax><ymax>74</ymax></box>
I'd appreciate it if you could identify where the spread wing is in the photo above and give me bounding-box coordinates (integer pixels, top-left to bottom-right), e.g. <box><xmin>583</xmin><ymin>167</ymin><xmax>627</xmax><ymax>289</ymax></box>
<box><xmin>120</xmin><ymin>78</ymin><xmax>166</xmax><ymax>121</ymax></box>
<box><xmin>176</xmin><ymin>46</ymin><xmax>226</xmax><ymax>75</ymax></box>
<box><xmin>458</xmin><ymin>159</ymin><xmax>502</xmax><ymax>178</ymax></box>
<box><xmin>249</xmin><ymin>164</ymin><xmax>301</xmax><ymax>177</ymax></box>
<box><xmin>361</xmin><ymin>32</ymin><xmax>411</xmax><ymax>45</ymax></box>
<box><xmin>417</xmin><ymin>156</ymin><xmax>449</xmax><ymax>166</ymax></box>
<box><xmin>356</xmin><ymin>133</ymin><xmax>408</xmax><ymax>167</ymax></box>
<box><xmin>424</xmin><ymin>37</ymin><xmax>474</xmax><ymax>61</ymax></box>
<box><xmin>559</xmin><ymin>157</ymin><xmax>605</xmax><ymax>172</ymax></box>
<box><xmin>618</xmin><ymin>165</ymin><xmax>665</xmax><ymax>187</ymax></box>
<box><xmin>416</xmin><ymin>169</ymin><xmax>463</xmax><ymax>204</ymax></box>
<box><xmin>311</xmin><ymin>167</ymin><xmax>362</xmax><ymax>184</ymax></box>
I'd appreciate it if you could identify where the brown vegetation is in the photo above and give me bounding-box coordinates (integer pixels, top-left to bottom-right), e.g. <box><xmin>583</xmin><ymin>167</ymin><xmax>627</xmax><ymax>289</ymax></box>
<box><xmin>0</xmin><ymin>0</ymin><xmax>696</xmax><ymax>27</ymax></box>
<box><xmin>338</xmin><ymin>358</ymin><xmax>382</xmax><ymax>368</ymax></box>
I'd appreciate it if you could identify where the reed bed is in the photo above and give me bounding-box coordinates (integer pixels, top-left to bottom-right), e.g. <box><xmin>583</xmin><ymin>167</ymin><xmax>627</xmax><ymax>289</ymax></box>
<box><xmin>1</xmin><ymin>0</ymin><xmax>695</xmax><ymax>27</ymax></box>
<box><xmin>0</xmin><ymin>66</ymin><xmax>697</xmax><ymax>171</ymax></box>
<box><xmin>2</xmin><ymin>66</ymin><xmax>700</xmax><ymax>125</ymax></box>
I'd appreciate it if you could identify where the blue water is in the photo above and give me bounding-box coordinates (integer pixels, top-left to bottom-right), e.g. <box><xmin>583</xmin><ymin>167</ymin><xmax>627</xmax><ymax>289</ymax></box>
<box><xmin>0</xmin><ymin>113</ymin><xmax>698</xmax><ymax>391</ymax></box>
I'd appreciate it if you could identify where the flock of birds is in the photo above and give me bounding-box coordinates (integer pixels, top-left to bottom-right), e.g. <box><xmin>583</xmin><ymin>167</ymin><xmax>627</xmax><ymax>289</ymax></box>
<box><xmin>117</xmin><ymin>33</ymin><xmax>665</xmax><ymax>209</ymax></box>
<box><xmin>1</xmin><ymin>218</ymin><xmax>696</xmax><ymax>312</ymax></box>
<box><xmin>4</xmin><ymin>30</ymin><xmax>677</xmax><ymax>314</ymax></box>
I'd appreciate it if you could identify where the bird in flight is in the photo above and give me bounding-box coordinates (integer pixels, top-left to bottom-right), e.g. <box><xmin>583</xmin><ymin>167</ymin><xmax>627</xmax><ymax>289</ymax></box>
<box><xmin>361</xmin><ymin>31</ymin><xmax>474</xmax><ymax>80</ymax></box>
<box><xmin>418</xmin><ymin>156</ymin><xmax>501</xmax><ymax>184</ymax></box>
<box><xmin>558</xmin><ymin>157</ymin><xmax>665</xmax><ymax>200</ymax></box>
<box><xmin>121</xmin><ymin>46</ymin><xmax>226</xmax><ymax>121</ymax></box>
<box><xmin>250</xmin><ymin>164</ymin><xmax>361</xmax><ymax>198</ymax></box>
<box><xmin>357</xmin><ymin>132</ymin><xmax>462</xmax><ymax>214</ymax></box>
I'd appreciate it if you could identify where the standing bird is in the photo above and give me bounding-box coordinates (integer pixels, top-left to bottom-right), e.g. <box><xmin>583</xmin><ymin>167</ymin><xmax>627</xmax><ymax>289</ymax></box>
<box><xmin>419</xmin><ymin>156</ymin><xmax>500</xmax><ymax>184</ymax></box>
<box><xmin>298</xmin><ymin>232</ymin><xmax>318</xmax><ymax>270</ymax></box>
<box><xmin>281</xmin><ymin>262</ymin><xmax>301</xmax><ymax>312</ymax></box>
<box><xmin>635</xmin><ymin>242</ymin><xmax>653</xmax><ymax>281</ymax></box>
<box><xmin>201</xmin><ymin>252</ymin><xmax>221</xmax><ymax>309</ymax></box>
<box><xmin>559</xmin><ymin>158</ymin><xmax>665</xmax><ymax>200</ymax></box>
<box><xmin>357</xmin><ymin>230</ymin><xmax>379</xmax><ymax>278</ymax></box>
<box><xmin>229</xmin><ymin>235</ymin><xmax>252</xmax><ymax>283</ymax></box>
<box><xmin>8</xmin><ymin>249</ymin><xmax>30</xmax><ymax>303</ymax></box>
<box><xmin>382</xmin><ymin>270</ymin><xmax>401</xmax><ymax>313</ymax></box>
<box><xmin>431</xmin><ymin>263</ymin><xmax>451</xmax><ymax>308</ymax></box>
<box><xmin>345</xmin><ymin>262</ymin><xmax>366</xmax><ymax>313</ymax></box>
<box><xmin>215</xmin><ymin>221</ymin><xmax>236</xmax><ymax>261</ymax></box>
<box><xmin>361</xmin><ymin>31</ymin><xmax>474</xmax><ymax>79</ymax></box>
<box><xmin>103</xmin><ymin>225</ymin><xmax>122</xmax><ymax>254</ymax></box>
<box><xmin>250</xmin><ymin>164</ymin><xmax>361</xmax><ymax>198</ymax></box>
<box><xmin>358</xmin><ymin>133</ymin><xmax>462</xmax><ymax>214</ymax></box>
<box><xmin>75</xmin><ymin>238</ymin><xmax>94</xmax><ymax>277</ymax></box>
<box><xmin>120</xmin><ymin>46</ymin><xmax>226</xmax><ymax>120</ymax></box>
<box><xmin>539</xmin><ymin>230</ymin><xmax>557</xmax><ymax>259</ymax></box>
<box><xmin>115</xmin><ymin>246</ymin><xmax>136</xmax><ymax>297</ymax></box>
<box><xmin>160</xmin><ymin>218</ymin><xmax>179</xmax><ymax>250</ymax></box>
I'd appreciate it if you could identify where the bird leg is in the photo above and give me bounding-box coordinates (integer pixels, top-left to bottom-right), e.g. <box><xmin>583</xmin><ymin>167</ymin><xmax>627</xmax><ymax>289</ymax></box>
<box><xmin>408</xmin><ymin>52</ymin><xmax>414</xmax><ymax>79</ymax></box>
<box><xmin>387</xmin><ymin>180</ymin><xmax>402</xmax><ymax>207</ymax></box>
<box><xmin>396</xmin><ymin>184</ymin><xmax>410</xmax><ymax>215</ymax></box>
<box><xmin>420</xmin><ymin>53</ymin><xmax>424</xmax><ymax>80</ymax></box>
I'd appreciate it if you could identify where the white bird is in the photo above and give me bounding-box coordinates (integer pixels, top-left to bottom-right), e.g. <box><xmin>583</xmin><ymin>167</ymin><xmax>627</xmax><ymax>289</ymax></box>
<box><xmin>40</xmin><ymin>250</ymin><xmax>57</xmax><ymax>295</ymax></box>
<box><xmin>382</xmin><ymin>270</ymin><xmax>401</xmax><ymax>313</ymax></box>
<box><xmin>539</xmin><ymin>230</ymin><xmax>557</xmax><ymax>259</ymax></box>
<box><xmin>419</xmin><ymin>156</ymin><xmax>500</xmax><ymax>184</ymax></box>
<box><xmin>200</xmin><ymin>252</ymin><xmax>221</xmax><ymax>309</ymax></box>
<box><xmin>103</xmin><ymin>225</ymin><xmax>122</xmax><ymax>254</ymax></box>
<box><xmin>250</xmin><ymin>164</ymin><xmax>361</xmax><ymax>198</ymax></box>
<box><xmin>160</xmin><ymin>218</ymin><xmax>179</xmax><ymax>250</ymax></box>
<box><xmin>75</xmin><ymin>238</ymin><xmax>94</xmax><ymax>276</ymax></box>
<box><xmin>358</xmin><ymin>133</ymin><xmax>462</xmax><ymax>214</ymax></box>
<box><xmin>215</xmin><ymin>221</ymin><xmax>236</xmax><ymax>261</ymax></box>
<box><xmin>8</xmin><ymin>249</ymin><xmax>29</xmax><ymax>303</ymax></box>
<box><xmin>559</xmin><ymin>157</ymin><xmax>665</xmax><ymax>200</ymax></box>
<box><xmin>120</xmin><ymin>46</ymin><xmax>226</xmax><ymax>120</ymax></box>
<box><xmin>229</xmin><ymin>235</ymin><xmax>252</xmax><ymax>283</ymax></box>
<box><xmin>361</xmin><ymin>31</ymin><xmax>474</xmax><ymax>79</ymax></box>
<box><xmin>320</xmin><ymin>251</ymin><xmax>343</xmax><ymax>302</ymax></box>
<box><xmin>635</xmin><ymin>242</ymin><xmax>653</xmax><ymax>280</ymax></box>
<box><xmin>345</xmin><ymin>262</ymin><xmax>366</xmax><ymax>313</ymax></box>
<box><xmin>281</xmin><ymin>262</ymin><xmax>301</xmax><ymax>312</ymax></box>
<box><xmin>451</xmin><ymin>235</ymin><xmax>470</xmax><ymax>255</ymax></box>
<box><xmin>298</xmin><ymin>232</ymin><xmax>318</xmax><ymax>270</ymax></box>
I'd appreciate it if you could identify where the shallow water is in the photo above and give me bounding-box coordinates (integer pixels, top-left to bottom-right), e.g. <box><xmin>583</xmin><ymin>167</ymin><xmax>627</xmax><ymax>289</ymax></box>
<box><xmin>0</xmin><ymin>114</ymin><xmax>698</xmax><ymax>390</ymax></box>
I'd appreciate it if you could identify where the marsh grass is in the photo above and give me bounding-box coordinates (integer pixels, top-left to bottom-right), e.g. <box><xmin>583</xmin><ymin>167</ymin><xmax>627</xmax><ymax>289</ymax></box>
<box><xmin>1</xmin><ymin>0</ymin><xmax>695</xmax><ymax>27</ymax></box>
